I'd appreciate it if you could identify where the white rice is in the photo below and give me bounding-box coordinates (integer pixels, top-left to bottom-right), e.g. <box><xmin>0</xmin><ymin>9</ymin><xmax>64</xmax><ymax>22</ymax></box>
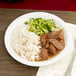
<box><xmin>11</xmin><ymin>24</ymin><xmax>41</xmax><ymax>61</ymax></box>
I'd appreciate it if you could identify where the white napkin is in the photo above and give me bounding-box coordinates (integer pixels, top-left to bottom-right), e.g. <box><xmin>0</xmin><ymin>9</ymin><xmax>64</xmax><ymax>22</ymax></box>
<box><xmin>36</xmin><ymin>23</ymin><xmax>76</xmax><ymax>76</ymax></box>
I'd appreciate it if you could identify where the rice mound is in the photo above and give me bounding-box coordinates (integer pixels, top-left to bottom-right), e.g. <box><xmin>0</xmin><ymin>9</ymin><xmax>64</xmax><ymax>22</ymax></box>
<box><xmin>11</xmin><ymin>24</ymin><xmax>41</xmax><ymax>61</ymax></box>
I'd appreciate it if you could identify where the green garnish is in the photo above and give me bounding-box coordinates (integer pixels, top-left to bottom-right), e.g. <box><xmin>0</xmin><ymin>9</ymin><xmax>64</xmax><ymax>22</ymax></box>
<box><xmin>24</xmin><ymin>18</ymin><xmax>60</xmax><ymax>35</ymax></box>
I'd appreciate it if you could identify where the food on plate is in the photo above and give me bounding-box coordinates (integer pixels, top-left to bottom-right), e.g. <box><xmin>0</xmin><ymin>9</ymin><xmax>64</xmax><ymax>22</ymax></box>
<box><xmin>11</xmin><ymin>25</ymin><xmax>41</xmax><ymax>61</ymax></box>
<box><xmin>39</xmin><ymin>29</ymin><xmax>65</xmax><ymax>60</ymax></box>
<box><xmin>24</xmin><ymin>18</ymin><xmax>59</xmax><ymax>35</ymax></box>
<box><xmin>11</xmin><ymin>18</ymin><xmax>65</xmax><ymax>61</ymax></box>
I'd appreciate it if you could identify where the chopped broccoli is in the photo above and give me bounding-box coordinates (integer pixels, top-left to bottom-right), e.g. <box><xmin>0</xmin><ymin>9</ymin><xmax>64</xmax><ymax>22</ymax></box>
<box><xmin>24</xmin><ymin>18</ymin><xmax>60</xmax><ymax>35</ymax></box>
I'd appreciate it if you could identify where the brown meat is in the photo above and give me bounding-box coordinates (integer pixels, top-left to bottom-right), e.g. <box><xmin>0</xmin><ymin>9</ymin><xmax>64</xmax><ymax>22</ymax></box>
<box><xmin>48</xmin><ymin>44</ymin><xmax>57</xmax><ymax>55</ymax></box>
<box><xmin>39</xmin><ymin>48</ymin><xmax>48</xmax><ymax>60</ymax></box>
<box><xmin>45</xmin><ymin>41</ymin><xmax>50</xmax><ymax>48</ymax></box>
<box><xmin>39</xmin><ymin>29</ymin><xmax>65</xmax><ymax>61</ymax></box>
<box><xmin>57</xmin><ymin>29</ymin><xmax>64</xmax><ymax>40</ymax></box>
<box><xmin>49</xmin><ymin>39</ymin><xmax>64</xmax><ymax>50</ymax></box>
<box><xmin>47</xmin><ymin>31</ymin><xmax>57</xmax><ymax>39</ymax></box>
<box><xmin>40</xmin><ymin>39</ymin><xmax>46</xmax><ymax>47</ymax></box>
<box><xmin>40</xmin><ymin>34</ymin><xmax>47</xmax><ymax>47</ymax></box>
<box><xmin>40</xmin><ymin>33</ymin><xmax>48</xmax><ymax>39</ymax></box>
<box><xmin>60</xmin><ymin>40</ymin><xmax>65</xmax><ymax>46</ymax></box>
<box><xmin>55</xmin><ymin>36</ymin><xmax>60</xmax><ymax>41</ymax></box>
<box><xmin>47</xmin><ymin>29</ymin><xmax>64</xmax><ymax>40</ymax></box>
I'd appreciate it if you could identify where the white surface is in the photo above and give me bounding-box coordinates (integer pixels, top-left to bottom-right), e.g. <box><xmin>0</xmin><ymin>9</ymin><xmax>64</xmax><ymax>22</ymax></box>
<box><xmin>36</xmin><ymin>23</ymin><xmax>76</xmax><ymax>76</ymax></box>
<box><xmin>4</xmin><ymin>12</ymin><xmax>73</xmax><ymax>67</ymax></box>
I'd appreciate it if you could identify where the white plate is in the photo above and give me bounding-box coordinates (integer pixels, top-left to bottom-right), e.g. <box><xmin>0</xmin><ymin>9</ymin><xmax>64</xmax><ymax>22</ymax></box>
<box><xmin>4</xmin><ymin>12</ymin><xmax>73</xmax><ymax>67</ymax></box>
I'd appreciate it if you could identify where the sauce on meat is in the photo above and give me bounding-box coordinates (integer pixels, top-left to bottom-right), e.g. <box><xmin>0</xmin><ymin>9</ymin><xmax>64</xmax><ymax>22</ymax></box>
<box><xmin>37</xmin><ymin>29</ymin><xmax>65</xmax><ymax>61</ymax></box>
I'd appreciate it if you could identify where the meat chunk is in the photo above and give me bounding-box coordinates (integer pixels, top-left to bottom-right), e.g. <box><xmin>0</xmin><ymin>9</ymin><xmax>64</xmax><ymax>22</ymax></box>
<box><xmin>39</xmin><ymin>48</ymin><xmax>48</xmax><ymax>60</ymax></box>
<box><xmin>45</xmin><ymin>41</ymin><xmax>50</xmax><ymax>48</ymax></box>
<box><xmin>48</xmin><ymin>44</ymin><xmax>57</xmax><ymax>55</ymax></box>
<box><xmin>60</xmin><ymin>40</ymin><xmax>65</xmax><ymax>46</ymax></box>
<box><xmin>47</xmin><ymin>31</ymin><xmax>57</xmax><ymax>39</ymax></box>
<box><xmin>40</xmin><ymin>38</ymin><xmax>46</xmax><ymax>47</ymax></box>
<box><xmin>40</xmin><ymin>33</ymin><xmax>48</xmax><ymax>39</ymax></box>
<box><xmin>57</xmin><ymin>29</ymin><xmax>64</xmax><ymax>40</ymax></box>
<box><xmin>54</xmin><ymin>36</ymin><xmax>60</xmax><ymax>41</ymax></box>
<box><xmin>40</xmin><ymin>34</ymin><xmax>47</xmax><ymax>47</ymax></box>
<box><xmin>47</xmin><ymin>29</ymin><xmax>64</xmax><ymax>40</ymax></box>
<box><xmin>49</xmin><ymin>39</ymin><xmax>64</xmax><ymax>50</ymax></box>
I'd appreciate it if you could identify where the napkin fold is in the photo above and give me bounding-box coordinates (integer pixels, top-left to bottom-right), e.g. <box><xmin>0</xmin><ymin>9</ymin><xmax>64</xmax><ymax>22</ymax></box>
<box><xmin>36</xmin><ymin>23</ymin><xmax>76</xmax><ymax>76</ymax></box>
